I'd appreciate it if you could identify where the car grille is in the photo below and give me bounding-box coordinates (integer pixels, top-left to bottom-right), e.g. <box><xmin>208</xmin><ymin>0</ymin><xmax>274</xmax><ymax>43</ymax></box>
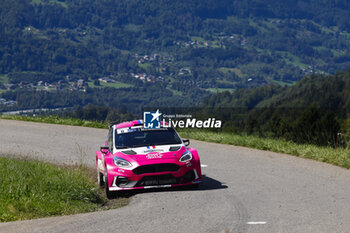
<box><xmin>135</xmin><ymin>171</ymin><xmax>196</xmax><ymax>187</ymax></box>
<box><xmin>133</xmin><ymin>163</ymin><xmax>180</xmax><ymax>175</ymax></box>
<box><xmin>136</xmin><ymin>174</ymin><xmax>177</xmax><ymax>186</ymax></box>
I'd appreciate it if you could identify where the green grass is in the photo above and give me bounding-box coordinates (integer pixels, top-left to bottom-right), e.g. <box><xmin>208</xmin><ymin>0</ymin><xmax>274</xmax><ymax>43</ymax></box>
<box><xmin>207</xmin><ymin>88</ymin><xmax>235</xmax><ymax>93</ymax></box>
<box><xmin>100</xmin><ymin>81</ymin><xmax>132</xmax><ymax>88</ymax></box>
<box><xmin>248</xmin><ymin>18</ymin><xmax>270</xmax><ymax>33</ymax></box>
<box><xmin>331</xmin><ymin>49</ymin><xmax>346</xmax><ymax>57</ymax></box>
<box><xmin>31</xmin><ymin>0</ymin><xmax>67</xmax><ymax>8</ymax></box>
<box><xmin>255</xmin><ymin>48</ymin><xmax>308</xmax><ymax>71</ymax></box>
<box><xmin>0</xmin><ymin>74</ymin><xmax>8</xmax><ymax>92</ymax></box>
<box><xmin>218</xmin><ymin>67</ymin><xmax>243</xmax><ymax>78</ymax></box>
<box><xmin>271</xmin><ymin>79</ymin><xmax>297</xmax><ymax>86</ymax></box>
<box><xmin>124</xmin><ymin>24</ymin><xmax>143</xmax><ymax>32</ymax></box>
<box><xmin>0</xmin><ymin>74</ymin><xmax>8</xmax><ymax>84</ymax></box>
<box><xmin>138</xmin><ymin>63</ymin><xmax>152</xmax><ymax>70</ymax></box>
<box><xmin>0</xmin><ymin>157</ymin><xmax>128</xmax><ymax>222</ymax></box>
<box><xmin>166</xmin><ymin>86</ymin><xmax>182</xmax><ymax>96</ymax></box>
<box><xmin>190</xmin><ymin>36</ymin><xmax>205</xmax><ymax>42</ymax></box>
<box><xmin>0</xmin><ymin>115</ymin><xmax>108</xmax><ymax>129</ymax></box>
<box><xmin>275</xmin><ymin>51</ymin><xmax>308</xmax><ymax>69</ymax></box>
<box><xmin>88</xmin><ymin>80</ymin><xmax>133</xmax><ymax>89</ymax></box>
<box><xmin>179</xmin><ymin>130</ymin><xmax>350</xmax><ymax>169</ymax></box>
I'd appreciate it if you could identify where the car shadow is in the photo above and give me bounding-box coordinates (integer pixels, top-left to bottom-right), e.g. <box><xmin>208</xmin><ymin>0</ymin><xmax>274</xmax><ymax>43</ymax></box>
<box><xmin>113</xmin><ymin>175</ymin><xmax>228</xmax><ymax>199</ymax></box>
<box><xmin>196</xmin><ymin>175</ymin><xmax>228</xmax><ymax>191</ymax></box>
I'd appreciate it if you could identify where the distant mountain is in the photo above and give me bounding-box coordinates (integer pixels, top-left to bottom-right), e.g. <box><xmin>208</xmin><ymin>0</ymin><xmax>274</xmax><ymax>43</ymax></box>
<box><xmin>258</xmin><ymin>73</ymin><xmax>350</xmax><ymax>109</ymax></box>
<box><xmin>199</xmin><ymin>69</ymin><xmax>350</xmax><ymax>146</ymax></box>
<box><xmin>205</xmin><ymin>69</ymin><xmax>350</xmax><ymax>110</ymax></box>
<box><xmin>1</xmin><ymin>0</ymin><xmax>350</xmax><ymax>107</ymax></box>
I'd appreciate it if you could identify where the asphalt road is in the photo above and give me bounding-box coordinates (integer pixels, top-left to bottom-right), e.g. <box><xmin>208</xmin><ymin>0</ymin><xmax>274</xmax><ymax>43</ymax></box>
<box><xmin>1</xmin><ymin>119</ymin><xmax>350</xmax><ymax>233</ymax></box>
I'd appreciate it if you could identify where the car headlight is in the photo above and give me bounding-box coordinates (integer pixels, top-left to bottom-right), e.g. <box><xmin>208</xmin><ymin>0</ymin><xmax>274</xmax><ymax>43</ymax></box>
<box><xmin>113</xmin><ymin>157</ymin><xmax>132</xmax><ymax>167</ymax></box>
<box><xmin>179</xmin><ymin>151</ymin><xmax>192</xmax><ymax>162</ymax></box>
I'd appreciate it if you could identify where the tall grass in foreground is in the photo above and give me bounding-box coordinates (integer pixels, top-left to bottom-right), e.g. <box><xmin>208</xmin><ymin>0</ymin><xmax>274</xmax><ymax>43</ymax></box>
<box><xmin>179</xmin><ymin>130</ymin><xmax>350</xmax><ymax>169</ymax></box>
<box><xmin>0</xmin><ymin>157</ymin><xmax>127</xmax><ymax>222</ymax></box>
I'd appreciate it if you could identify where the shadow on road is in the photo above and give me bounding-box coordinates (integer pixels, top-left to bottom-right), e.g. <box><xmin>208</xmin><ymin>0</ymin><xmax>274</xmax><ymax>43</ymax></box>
<box><xmin>111</xmin><ymin>175</ymin><xmax>227</xmax><ymax>199</ymax></box>
<box><xmin>197</xmin><ymin>175</ymin><xmax>228</xmax><ymax>191</ymax></box>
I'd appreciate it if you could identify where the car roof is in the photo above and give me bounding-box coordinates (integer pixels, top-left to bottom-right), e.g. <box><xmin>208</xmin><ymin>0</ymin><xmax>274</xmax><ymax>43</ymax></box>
<box><xmin>111</xmin><ymin>119</ymin><xmax>168</xmax><ymax>129</ymax></box>
<box><xmin>115</xmin><ymin>120</ymin><xmax>143</xmax><ymax>129</ymax></box>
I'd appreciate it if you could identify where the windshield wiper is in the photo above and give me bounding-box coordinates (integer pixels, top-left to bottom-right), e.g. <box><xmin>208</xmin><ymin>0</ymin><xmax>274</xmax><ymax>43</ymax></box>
<box><xmin>116</xmin><ymin>145</ymin><xmax>129</xmax><ymax>149</ymax></box>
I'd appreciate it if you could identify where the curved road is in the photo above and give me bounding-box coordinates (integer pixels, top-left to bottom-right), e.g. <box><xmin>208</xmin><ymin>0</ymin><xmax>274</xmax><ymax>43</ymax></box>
<box><xmin>0</xmin><ymin>119</ymin><xmax>350</xmax><ymax>233</ymax></box>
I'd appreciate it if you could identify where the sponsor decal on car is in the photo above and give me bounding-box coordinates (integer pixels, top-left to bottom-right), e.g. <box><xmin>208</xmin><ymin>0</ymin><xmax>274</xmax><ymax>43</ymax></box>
<box><xmin>116</xmin><ymin>128</ymin><xmax>137</xmax><ymax>134</ymax></box>
<box><xmin>146</xmin><ymin>152</ymin><xmax>163</xmax><ymax>159</ymax></box>
<box><xmin>144</xmin><ymin>149</ymin><xmax>163</xmax><ymax>153</ymax></box>
<box><xmin>143</xmin><ymin>145</ymin><xmax>164</xmax><ymax>153</ymax></box>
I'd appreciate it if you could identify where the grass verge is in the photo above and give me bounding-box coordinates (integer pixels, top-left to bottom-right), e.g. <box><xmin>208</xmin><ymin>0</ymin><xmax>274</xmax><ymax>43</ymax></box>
<box><xmin>179</xmin><ymin>129</ymin><xmax>350</xmax><ymax>169</ymax></box>
<box><xmin>0</xmin><ymin>157</ymin><xmax>128</xmax><ymax>222</ymax></box>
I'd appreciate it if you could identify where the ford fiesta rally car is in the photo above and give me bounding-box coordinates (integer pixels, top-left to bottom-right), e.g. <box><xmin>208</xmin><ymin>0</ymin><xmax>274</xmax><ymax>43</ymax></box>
<box><xmin>96</xmin><ymin>120</ymin><xmax>202</xmax><ymax>198</ymax></box>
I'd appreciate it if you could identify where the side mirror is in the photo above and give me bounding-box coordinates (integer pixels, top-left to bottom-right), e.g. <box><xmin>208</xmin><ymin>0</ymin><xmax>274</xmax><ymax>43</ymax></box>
<box><xmin>100</xmin><ymin>146</ymin><xmax>109</xmax><ymax>154</ymax></box>
<box><xmin>182</xmin><ymin>139</ymin><xmax>190</xmax><ymax>147</ymax></box>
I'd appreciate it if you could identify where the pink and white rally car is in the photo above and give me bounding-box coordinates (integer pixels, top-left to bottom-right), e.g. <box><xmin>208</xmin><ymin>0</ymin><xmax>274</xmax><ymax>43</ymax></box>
<box><xmin>96</xmin><ymin>120</ymin><xmax>202</xmax><ymax>198</ymax></box>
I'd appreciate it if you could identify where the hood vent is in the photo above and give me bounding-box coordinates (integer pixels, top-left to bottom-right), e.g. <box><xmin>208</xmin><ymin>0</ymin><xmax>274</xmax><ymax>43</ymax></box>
<box><xmin>169</xmin><ymin>146</ymin><xmax>181</xmax><ymax>151</ymax></box>
<box><xmin>121</xmin><ymin>150</ymin><xmax>137</xmax><ymax>155</ymax></box>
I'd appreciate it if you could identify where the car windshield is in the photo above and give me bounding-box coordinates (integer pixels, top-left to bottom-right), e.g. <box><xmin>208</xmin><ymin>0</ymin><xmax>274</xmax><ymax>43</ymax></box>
<box><xmin>115</xmin><ymin>128</ymin><xmax>182</xmax><ymax>148</ymax></box>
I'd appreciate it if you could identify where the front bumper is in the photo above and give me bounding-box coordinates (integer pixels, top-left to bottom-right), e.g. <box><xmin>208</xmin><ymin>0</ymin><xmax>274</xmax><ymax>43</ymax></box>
<box><xmin>107</xmin><ymin>162</ymin><xmax>202</xmax><ymax>191</ymax></box>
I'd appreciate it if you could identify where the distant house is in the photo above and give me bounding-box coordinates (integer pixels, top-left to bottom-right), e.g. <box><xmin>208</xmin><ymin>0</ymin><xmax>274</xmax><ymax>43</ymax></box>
<box><xmin>98</xmin><ymin>77</ymin><xmax>115</xmax><ymax>83</ymax></box>
<box><xmin>77</xmin><ymin>79</ymin><xmax>85</xmax><ymax>88</ymax></box>
<box><xmin>179</xmin><ymin>68</ymin><xmax>191</xmax><ymax>76</ymax></box>
<box><xmin>139</xmin><ymin>74</ymin><xmax>146</xmax><ymax>80</ymax></box>
<box><xmin>19</xmin><ymin>81</ymin><xmax>29</xmax><ymax>86</ymax></box>
<box><xmin>4</xmin><ymin>84</ymin><xmax>16</xmax><ymax>90</ymax></box>
<box><xmin>4</xmin><ymin>100</ymin><xmax>17</xmax><ymax>106</ymax></box>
